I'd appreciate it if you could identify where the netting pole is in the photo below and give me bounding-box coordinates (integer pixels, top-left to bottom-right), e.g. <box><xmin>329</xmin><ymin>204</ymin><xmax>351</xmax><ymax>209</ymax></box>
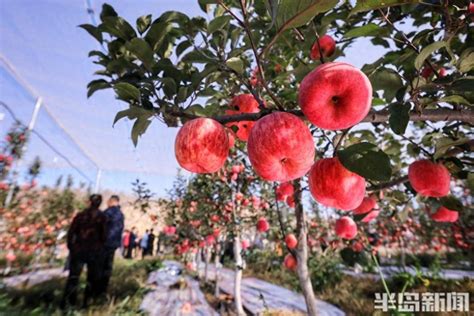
<box><xmin>94</xmin><ymin>168</ymin><xmax>102</xmax><ymax>193</ymax></box>
<box><xmin>5</xmin><ymin>97</ymin><xmax>43</xmax><ymax>206</ymax></box>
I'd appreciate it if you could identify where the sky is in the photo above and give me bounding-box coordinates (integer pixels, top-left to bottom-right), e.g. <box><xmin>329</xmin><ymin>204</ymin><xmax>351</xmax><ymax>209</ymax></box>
<box><xmin>0</xmin><ymin>0</ymin><xmax>388</xmax><ymax>196</ymax></box>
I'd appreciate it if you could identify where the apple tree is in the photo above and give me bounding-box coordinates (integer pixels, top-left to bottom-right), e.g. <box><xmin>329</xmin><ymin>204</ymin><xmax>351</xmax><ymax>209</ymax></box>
<box><xmin>83</xmin><ymin>1</ymin><xmax>473</xmax><ymax>314</ymax></box>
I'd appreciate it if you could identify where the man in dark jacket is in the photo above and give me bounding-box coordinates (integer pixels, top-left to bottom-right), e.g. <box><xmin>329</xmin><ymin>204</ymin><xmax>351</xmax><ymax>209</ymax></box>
<box><xmin>147</xmin><ymin>228</ymin><xmax>155</xmax><ymax>256</ymax></box>
<box><xmin>100</xmin><ymin>195</ymin><xmax>124</xmax><ymax>296</ymax></box>
<box><xmin>61</xmin><ymin>194</ymin><xmax>106</xmax><ymax>308</ymax></box>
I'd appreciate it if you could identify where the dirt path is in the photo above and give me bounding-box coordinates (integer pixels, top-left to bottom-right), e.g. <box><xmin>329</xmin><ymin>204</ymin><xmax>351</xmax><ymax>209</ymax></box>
<box><xmin>1</xmin><ymin>267</ymin><xmax>67</xmax><ymax>289</ymax></box>
<box><xmin>140</xmin><ymin>260</ymin><xmax>218</xmax><ymax>316</ymax></box>
<box><xmin>199</xmin><ymin>264</ymin><xmax>345</xmax><ymax>316</ymax></box>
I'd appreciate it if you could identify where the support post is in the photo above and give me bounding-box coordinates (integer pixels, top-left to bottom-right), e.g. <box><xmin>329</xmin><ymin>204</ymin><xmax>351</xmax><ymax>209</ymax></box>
<box><xmin>5</xmin><ymin>97</ymin><xmax>43</xmax><ymax>206</ymax></box>
<box><xmin>94</xmin><ymin>168</ymin><xmax>102</xmax><ymax>193</ymax></box>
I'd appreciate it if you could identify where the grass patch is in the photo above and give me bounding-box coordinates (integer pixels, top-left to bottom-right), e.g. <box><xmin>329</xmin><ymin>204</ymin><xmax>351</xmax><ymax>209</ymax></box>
<box><xmin>0</xmin><ymin>257</ymin><xmax>162</xmax><ymax>315</ymax></box>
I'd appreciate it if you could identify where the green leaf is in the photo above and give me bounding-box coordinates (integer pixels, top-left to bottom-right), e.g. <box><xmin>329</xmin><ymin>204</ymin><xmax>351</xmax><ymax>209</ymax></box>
<box><xmin>113</xmin><ymin>82</ymin><xmax>141</xmax><ymax>102</ymax></box>
<box><xmin>436</xmin><ymin>95</ymin><xmax>470</xmax><ymax>106</ymax></box>
<box><xmin>160</xmin><ymin>77</ymin><xmax>177</xmax><ymax>98</ymax></box>
<box><xmin>274</xmin><ymin>0</ymin><xmax>339</xmax><ymax>32</ymax></box>
<box><xmin>369</xmin><ymin>68</ymin><xmax>404</xmax><ymax>102</ymax></box>
<box><xmin>176</xmin><ymin>40</ymin><xmax>192</xmax><ymax>57</ymax></box>
<box><xmin>450</xmin><ymin>77</ymin><xmax>474</xmax><ymax>91</ymax></box>
<box><xmin>182</xmin><ymin>49</ymin><xmax>216</xmax><ymax>64</ymax></box>
<box><xmin>185</xmin><ymin>104</ymin><xmax>207</xmax><ymax>116</ymax></box>
<box><xmin>351</xmin><ymin>0</ymin><xmax>420</xmax><ymax>14</ymax></box>
<box><xmin>100</xmin><ymin>16</ymin><xmax>137</xmax><ymax>41</ymax></box>
<box><xmin>125</xmin><ymin>38</ymin><xmax>155</xmax><ymax>70</ymax></box>
<box><xmin>208</xmin><ymin>15</ymin><xmax>231</xmax><ymax>34</ymax></box>
<box><xmin>338</xmin><ymin>142</ymin><xmax>392</xmax><ymax>181</ymax></box>
<box><xmin>137</xmin><ymin>14</ymin><xmax>152</xmax><ymax>35</ymax></box>
<box><xmin>87</xmin><ymin>79</ymin><xmax>110</xmax><ymax>98</ymax></box>
<box><xmin>131</xmin><ymin>117</ymin><xmax>152</xmax><ymax>147</ymax></box>
<box><xmin>113</xmin><ymin>106</ymin><xmax>153</xmax><ymax>126</ymax></box>
<box><xmin>100</xmin><ymin>3</ymin><xmax>118</xmax><ymax>22</ymax></box>
<box><xmin>198</xmin><ymin>0</ymin><xmax>218</xmax><ymax>13</ymax></box>
<box><xmin>344</xmin><ymin>23</ymin><xmax>389</xmax><ymax>38</ymax></box>
<box><xmin>78</xmin><ymin>24</ymin><xmax>103</xmax><ymax>43</ymax></box>
<box><xmin>458</xmin><ymin>48</ymin><xmax>474</xmax><ymax>73</ymax></box>
<box><xmin>225</xmin><ymin>57</ymin><xmax>244</xmax><ymax>74</ymax></box>
<box><xmin>439</xmin><ymin>196</ymin><xmax>464</xmax><ymax>212</ymax></box>
<box><xmin>414</xmin><ymin>41</ymin><xmax>446</xmax><ymax>70</ymax></box>
<box><xmin>389</xmin><ymin>102</ymin><xmax>411</xmax><ymax>135</ymax></box>
<box><xmin>145</xmin><ymin>22</ymin><xmax>173</xmax><ymax>51</ymax></box>
<box><xmin>434</xmin><ymin>137</ymin><xmax>470</xmax><ymax>160</ymax></box>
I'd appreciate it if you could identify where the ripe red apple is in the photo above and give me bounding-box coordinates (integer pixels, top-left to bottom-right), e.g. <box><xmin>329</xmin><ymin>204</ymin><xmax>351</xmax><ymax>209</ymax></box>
<box><xmin>310</xmin><ymin>35</ymin><xmax>336</xmax><ymax>60</ymax></box>
<box><xmin>283</xmin><ymin>253</ymin><xmax>297</xmax><ymax>271</ymax></box>
<box><xmin>286</xmin><ymin>195</ymin><xmax>295</xmax><ymax>208</ymax></box>
<box><xmin>353</xmin><ymin>196</ymin><xmax>377</xmax><ymax>215</ymax></box>
<box><xmin>431</xmin><ymin>206</ymin><xmax>458</xmax><ymax>223</ymax></box>
<box><xmin>408</xmin><ymin>159</ymin><xmax>450</xmax><ymax>197</ymax></box>
<box><xmin>225</xmin><ymin>94</ymin><xmax>260</xmax><ymax>141</ymax></box>
<box><xmin>6</xmin><ymin>251</ymin><xmax>16</xmax><ymax>262</ymax></box>
<box><xmin>308</xmin><ymin>158</ymin><xmax>366</xmax><ymax>210</ymax></box>
<box><xmin>335</xmin><ymin>216</ymin><xmax>358</xmax><ymax>240</ymax></box>
<box><xmin>248</xmin><ymin>112</ymin><xmax>315</xmax><ymax>182</ymax></box>
<box><xmin>285</xmin><ymin>233</ymin><xmax>298</xmax><ymax>249</ymax></box>
<box><xmin>421</xmin><ymin>66</ymin><xmax>446</xmax><ymax>79</ymax></box>
<box><xmin>175</xmin><ymin>118</ymin><xmax>229</xmax><ymax>173</ymax></box>
<box><xmin>256</xmin><ymin>217</ymin><xmax>270</xmax><ymax>233</ymax></box>
<box><xmin>361</xmin><ymin>210</ymin><xmax>380</xmax><ymax>223</ymax></box>
<box><xmin>299</xmin><ymin>62</ymin><xmax>372</xmax><ymax>130</ymax></box>
<box><xmin>241</xmin><ymin>239</ymin><xmax>250</xmax><ymax>250</ymax></box>
<box><xmin>276</xmin><ymin>182</ymin><xmax>294</xmax><ymax>201</ymax></box>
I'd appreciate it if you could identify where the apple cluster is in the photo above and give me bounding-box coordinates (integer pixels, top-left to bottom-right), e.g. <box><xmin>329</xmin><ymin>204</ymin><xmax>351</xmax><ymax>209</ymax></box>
<box><xmin>174</xmin><ymin>36</ymin><xmax>458</xmax><ymax>248</ymax></box>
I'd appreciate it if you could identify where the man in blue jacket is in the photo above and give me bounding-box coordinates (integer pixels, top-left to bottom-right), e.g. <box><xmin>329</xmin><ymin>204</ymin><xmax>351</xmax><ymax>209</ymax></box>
<box><xmin>100</xmin><ymin>195</ymin><xmax>124</xmax><ymax>296</ymax></box>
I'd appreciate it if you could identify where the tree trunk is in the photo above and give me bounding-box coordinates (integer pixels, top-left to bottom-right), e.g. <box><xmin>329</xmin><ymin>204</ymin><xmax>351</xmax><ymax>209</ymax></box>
<box><xmin>233</xmin><ymin>235</ymin><xmax>246</xmax><ymax>315</ymax></box>
<box><xmin>204</xmin><ymin>246</ymin><xmax>211</xmax><ymax>283</ymax></box>
<box><xmin>214</xmin><ymin>243</ymin><xmax>221</xmax><ymax>297</ymax></box>
<box><xmin>294</xmin><ymin>179</ymin><xmax>319</xmax><ymax>316</ymax></box>
<box><xmin>195</xmin><ymin>249</ymin><xmax>201</xmax><ymax>278</ymax></box>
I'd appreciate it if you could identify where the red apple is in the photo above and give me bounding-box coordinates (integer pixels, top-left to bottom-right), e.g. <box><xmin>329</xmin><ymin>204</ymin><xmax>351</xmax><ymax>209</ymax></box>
<box><xmin>286</xmin><ymin>195</ymin><xmax>295</xmax><ymax>208</ymax></box>
<box><xmin>175</xmin><ymin>118</ymin><xmax>229</xmax><ymax>173</ymax></box>
<box><xmin>225</xmin><ymin>94</ymin><xmax>260</xmax><ymax>141</ymax></box>
<box><xmin>227</xmin><ymin>129</ymin><xmax>236</xmax><ymax>148</ymax></box>
<box><xmin>256</xmin><ymin>217</ymin><xmax>270</xmax><ymax>233</ymax></box>
<box><xmin>421</xmin><ymin>66</ymin><xmax>446</xmax><ymax>79</ymax></box>
<box><xmin>283</xmin><ymin>253</ymin><xmax>297</xmax><ymax>271</ymax></box>
<box><xmin>431</xmin><ymin>206</ymin><xmax>458</xmax><ymax>223</ymax></box>
<box><xmin>335</xmin><ymin>216</ymin><xmax>358</xmax><ymax>240</ymax></box>
<box><xmin>353</xmin><ymin>196</ymin><xmax>377</xmax><ymax>215</ymax></box>
<box><xmin>248</xmin><ymin>112</ymin><xmax>315</xmax><ymax>182</ymax></box>
<box><xmin>308</xmin><ymin>158</ymin><xmax>366</xmax><ymax>210</ymax></box>
<box><xmin>361</xmin><ymin>210</ymin><xmax>380</xmax><ymax>223</ymax></box>
<box><xmin>6</xmin><ymin>251</ymin><xmax>16</xmax><ymax>262</ymax></box>
<box><xmin>241</xmin><ymin>239</ymin><xmax>250</xmax><ymax>250</ymax></box>
<box><xmin>408</xmin><ymin>159</ymin><xmax>450</xmax><ymax>197</ymax></box>
<box><xmin>276</xmin><ymin>182</ymin><xmax>294</xmax><ymax>201</ymax></box>
<box><xmin>299</xmin><ymin>62</ymin><xmax>372</xmax><ymax>130</ymax></box>
<box><xmin>285</xmin><ymin>233</ymin><xmax>298</xmax><ymax>249</ymax></box>
<box><xmin>310</xmin><ymin>35</ymin><xmax>336</xmax><ymax>60</ymax></box>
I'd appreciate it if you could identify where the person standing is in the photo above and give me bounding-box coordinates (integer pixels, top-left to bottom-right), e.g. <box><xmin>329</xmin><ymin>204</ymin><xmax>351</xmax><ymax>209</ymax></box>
<box><xmin>140</xmin><ymin>229</ymin><xmax>149</xmax><ymax>259</ymax></box>
<box><xmin>122</xmin><ymin>229</ymin><xmax>130</xmax><ymax>257</ymax></box>
<box><xmin>126</xmin><ymin>227</ymin><xmax>137</xmax><ymax>259</ymax></box>
<box><xmin>147</xmin><ymin>228</ymin><xmax>155</xmax><ymax>256</ymax></box>
<box><xmin>100</xmin><ymin>195</ymin><xmax>124</xmax><ymax>296</ymax></box>
<box><xmin>61</xmin><ymin>194</ymin><xmax>106</xmax><ymax>309</ymax></box>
